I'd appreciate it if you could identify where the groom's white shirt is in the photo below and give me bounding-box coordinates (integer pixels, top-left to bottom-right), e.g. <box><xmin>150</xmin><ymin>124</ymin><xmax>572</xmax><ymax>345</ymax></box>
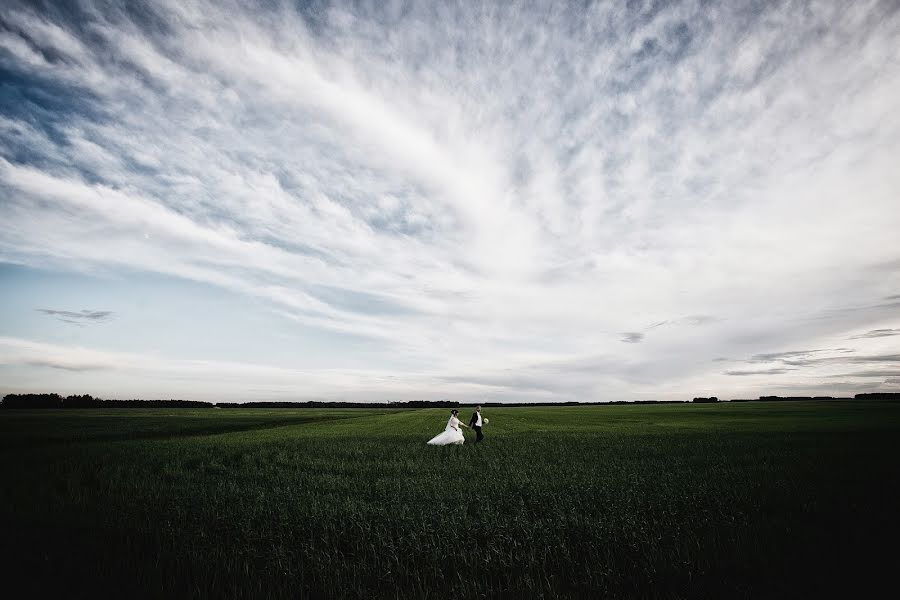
<box><xmin>475</xmin><ymin>412</ymin><xmax>482</xmax><ymax>426</ymax></box>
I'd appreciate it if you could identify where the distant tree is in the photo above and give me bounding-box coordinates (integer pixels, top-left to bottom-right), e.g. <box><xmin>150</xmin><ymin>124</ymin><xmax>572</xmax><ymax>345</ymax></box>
<box><xmin>2</xmin><ymin>393</ymin><xmax>64</xmax><ymax>408</ymax></box>
<box><xmin>98</xmin><ymin>399</ymin><xmax>213</xmax><ymax>408</ymax></box>
<box><xmin>1</xmin><ymin>394</ymin><xmax>213</xmax><ymax>409</ymax></box>
<box><xmin>64</xmin><ymin>394</ymin><xmax>97</xmax><ymax>408</ymax></box>
<box><xmin>692</xmin><ymin>397</ymin><xmax>719</xmax><ymax>403</ymax></box>
<box><xmin>854</xmin><ymin>393</ymin><xmax>900</xmax><ymax>401</ymax></box>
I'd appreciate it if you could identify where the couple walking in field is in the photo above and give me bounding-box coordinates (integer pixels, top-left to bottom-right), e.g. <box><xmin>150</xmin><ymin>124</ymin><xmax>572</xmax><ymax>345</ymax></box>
<box><xmin>426</xmin><ymin>406</ymin><xmax>486</xmax><ymax>446</ymax></box>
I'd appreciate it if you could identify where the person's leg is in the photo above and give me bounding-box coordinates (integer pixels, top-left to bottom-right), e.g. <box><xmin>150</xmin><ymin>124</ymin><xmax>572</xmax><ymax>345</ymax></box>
<box><xmin>475</xmin><ymin>426</ymin><xmax>484</xmax><ymax>442</ymax></box>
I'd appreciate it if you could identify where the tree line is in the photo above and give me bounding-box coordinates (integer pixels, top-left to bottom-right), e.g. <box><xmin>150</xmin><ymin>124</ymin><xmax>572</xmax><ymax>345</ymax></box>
<box><xmin>0</xmin><ymin>394</ymin><xmax>212</xmax><ymax>409</ymax></box>
<box><xmin>2</xmin><ymin>392</ymin><xmax>897</xmax><ymax>409</ymax></box>
<box><xmin>1</xmin><ymin>394</ymin><xmax>690</xmax><ymax>409</ymax></box>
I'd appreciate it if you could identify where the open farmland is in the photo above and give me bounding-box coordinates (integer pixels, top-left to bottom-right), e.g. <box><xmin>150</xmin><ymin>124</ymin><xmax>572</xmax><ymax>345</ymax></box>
<box><xmin>2</xmin><ymin>401</ymin><xmax>898</xmax><ymax>598</ymax></box>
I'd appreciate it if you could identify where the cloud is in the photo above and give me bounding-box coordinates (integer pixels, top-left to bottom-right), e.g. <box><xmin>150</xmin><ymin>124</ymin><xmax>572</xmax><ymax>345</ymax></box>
<box><xmin>36</xmin><ymin>308</ymin><xmax>114</xmax><ymax>325</ymax></box>
<box><xmin>743</xmin><ymin>349</ymin><xmax>866</xmax><ymax>366</ymax></box>
<box><xmin>620</xmin><ymin>332</ymin><xmax>644</xmax><ymax>344</ymax></box>
<box><xmin>827</xmin><ymin>370</ymin><xmax>900</xmax><ymax>378</ymax></box>
<box><xmin>820</xmin><ymin>298</ymin><xmax>900</xmax><ymax>321</ymax></box>
<box><xmin>649</xmin><ymin>315</ymin><xmax>718</xmax><ymax>329</ymax></box>
<box><xmin>725</xmin><ymin>368</ymin><xmax>796</xmax><ymax>376</ymax></box>
<box><xmin>742</xmin><ymin>349</ymin><xmax>900</xmax><ymax>367</ymax></box>
<box><xmin>850</xmin><ymin>328</ymin><xmax>900</xmax><ymax>339</ymax></box>
<box><xmin>23</xmin><ymin>358</ymin><xmax>111</xmax><ymax>372</ymax></box>
<box><xmin>0</xmin><ymin>1</ymin><xmax>899</xmax><ymax>400</ymax></box>
<box><xmin>746</xmin><ymin>349</ymin><xmax>847</xmax><ymax>363</ymax></box>
<box><xmin>790</xmin><ymin>353</ymin><xmax>900</xmax><ymax>366</ymax></box>
<box><xmin>0</xmin><ymin>337</ymin><xmax>120</xmax><ymax>372</ymax></box>
<box><xmin>684</xmin><ymin>315</ymin><xmax>718</xmax><ymax>326</ymax></box>
<box><xmin>0</xmin><ymin>336</ymin><xmax>565</xmax><ymax>402</ymax></box>
<box><xmin>841</xmin><ymin>355</ymin><xmax>900</xmax><ymax>364</ymax></box>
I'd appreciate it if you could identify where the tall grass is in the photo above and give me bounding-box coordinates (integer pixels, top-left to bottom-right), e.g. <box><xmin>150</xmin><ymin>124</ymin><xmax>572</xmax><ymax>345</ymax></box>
<box><xmin>2</xmin><ymin>402</ymin><xmax>898</xmax><ymax>598</ymax></box>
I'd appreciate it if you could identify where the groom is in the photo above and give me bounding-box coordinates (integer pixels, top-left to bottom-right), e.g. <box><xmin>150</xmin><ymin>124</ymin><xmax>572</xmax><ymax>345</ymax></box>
<box><xmin>468</xmin><ymin>405</ymin><xmax>485</xmax><ymax>443</ymax></box>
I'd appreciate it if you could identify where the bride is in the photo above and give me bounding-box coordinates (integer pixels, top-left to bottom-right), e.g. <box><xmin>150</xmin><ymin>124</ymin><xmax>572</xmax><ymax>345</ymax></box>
<box><xmin>426</xmin><ymin>409</ymin><xmax>469</xmax><ymax>445</ymax></box>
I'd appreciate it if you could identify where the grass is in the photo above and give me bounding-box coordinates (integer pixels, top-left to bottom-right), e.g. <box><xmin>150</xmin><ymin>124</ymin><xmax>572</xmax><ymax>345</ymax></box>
<box><xmin>2</xmin><ymin>401</ymin><xmax>898</xmax><ymax>598</ymax></box>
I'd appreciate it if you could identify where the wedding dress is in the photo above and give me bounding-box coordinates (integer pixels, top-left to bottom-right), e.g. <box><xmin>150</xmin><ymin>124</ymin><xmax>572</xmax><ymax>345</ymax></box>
<box><xmin>426</xmin><ymin>415</ymin><xmax>465</xmax><ymax>445</ymax></box>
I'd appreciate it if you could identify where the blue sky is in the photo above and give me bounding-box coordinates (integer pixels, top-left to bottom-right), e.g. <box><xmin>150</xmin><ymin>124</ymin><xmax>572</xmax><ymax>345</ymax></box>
<box><xmin>1</xmin><ymin>0</ymin><xmax>899</xmax><ymax>402</ymax></box>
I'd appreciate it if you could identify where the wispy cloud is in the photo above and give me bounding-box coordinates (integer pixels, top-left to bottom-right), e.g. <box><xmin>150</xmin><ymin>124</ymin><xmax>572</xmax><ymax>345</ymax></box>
<box><xmin>36</xmin><ymin>308</ymin><xmax>114</xmax><ymax>325</ymax></box>
<box><xmin>0</xmin><ymin>336</ymin><xmax>556</xmax><ymax>401</ymax></box>
<box><xmin>827</xmin><ymin>370</ymin><xmax>900</xmax><ymax>378</ymax></box>
<box><xmin>23</xmin><ymin>358</ymin><xmax>111</xmax><ymax>372</ymax></box>
<box><xmin>725</xmin><ymin>368</ymin><xmax>796</xmax><ymax>377</ymax></box>
<box><xmin>1</xmin><ymin>1</ymin><xmax>899</xmax><ymax>400</ymax></box>
<box><xmin>850</xmin><ymin>328</ymin><xmax>900</xmax><ymax>339</ymax></box>
<box><xmin>1</xmin><ymin>337</ymin><xmax>120</xmax><ymax>372</ymax></box>
<box><xmin>649</xmin><ymin>315</ymin><xmax>718</xmax><ymax>329</ymax></box>
<box><xmin>773</xmin><ymin>353</ymin><xmax>900</xmax><ymax>367</ymax></box>
<box><xmin>746</xmin><ymin>349</ymin><xmax>853</xmax><ymax>365</ymax></box>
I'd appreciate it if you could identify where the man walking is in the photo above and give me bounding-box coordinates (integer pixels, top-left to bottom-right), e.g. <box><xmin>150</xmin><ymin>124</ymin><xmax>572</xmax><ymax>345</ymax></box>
<box><xmin>469</xmin><ymin>405</ymin><xmax>485</xmax><ymax>443</ymax></box>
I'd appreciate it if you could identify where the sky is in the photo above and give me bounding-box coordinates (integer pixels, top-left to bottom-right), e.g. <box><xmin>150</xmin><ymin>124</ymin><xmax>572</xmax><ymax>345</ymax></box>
<box><xmin>1</xmin><ymin>0</ymin><xmax>899</xmax><ymax>403</ymax></box>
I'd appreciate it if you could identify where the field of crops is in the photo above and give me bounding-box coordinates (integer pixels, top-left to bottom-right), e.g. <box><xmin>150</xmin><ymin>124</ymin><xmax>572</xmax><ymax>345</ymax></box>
<box><xmin>2</xmin><ymin>401</ymin><xmax>898</xmax><ymax>598</ymax></box>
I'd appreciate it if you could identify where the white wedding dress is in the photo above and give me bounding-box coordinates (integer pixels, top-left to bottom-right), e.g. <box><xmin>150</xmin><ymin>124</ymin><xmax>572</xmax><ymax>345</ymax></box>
<box><xmin>426</xmin><ymin>415</ymin><xmax>465</xmax><ymax>445</ymax></box>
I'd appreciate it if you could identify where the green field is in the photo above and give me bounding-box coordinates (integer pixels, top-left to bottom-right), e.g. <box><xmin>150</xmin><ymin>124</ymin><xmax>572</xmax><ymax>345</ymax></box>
<box><xmin>2</xmin><ymin>402</ymin><xmax>899</xmax><ymax>598</ymax></box>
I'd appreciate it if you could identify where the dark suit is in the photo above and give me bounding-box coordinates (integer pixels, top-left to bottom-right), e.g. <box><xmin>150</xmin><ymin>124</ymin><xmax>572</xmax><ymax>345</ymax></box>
<box><xmin>469</xmin><ymin>411</ymin><xmax>484</xmax><ymax>443</ymax></box>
